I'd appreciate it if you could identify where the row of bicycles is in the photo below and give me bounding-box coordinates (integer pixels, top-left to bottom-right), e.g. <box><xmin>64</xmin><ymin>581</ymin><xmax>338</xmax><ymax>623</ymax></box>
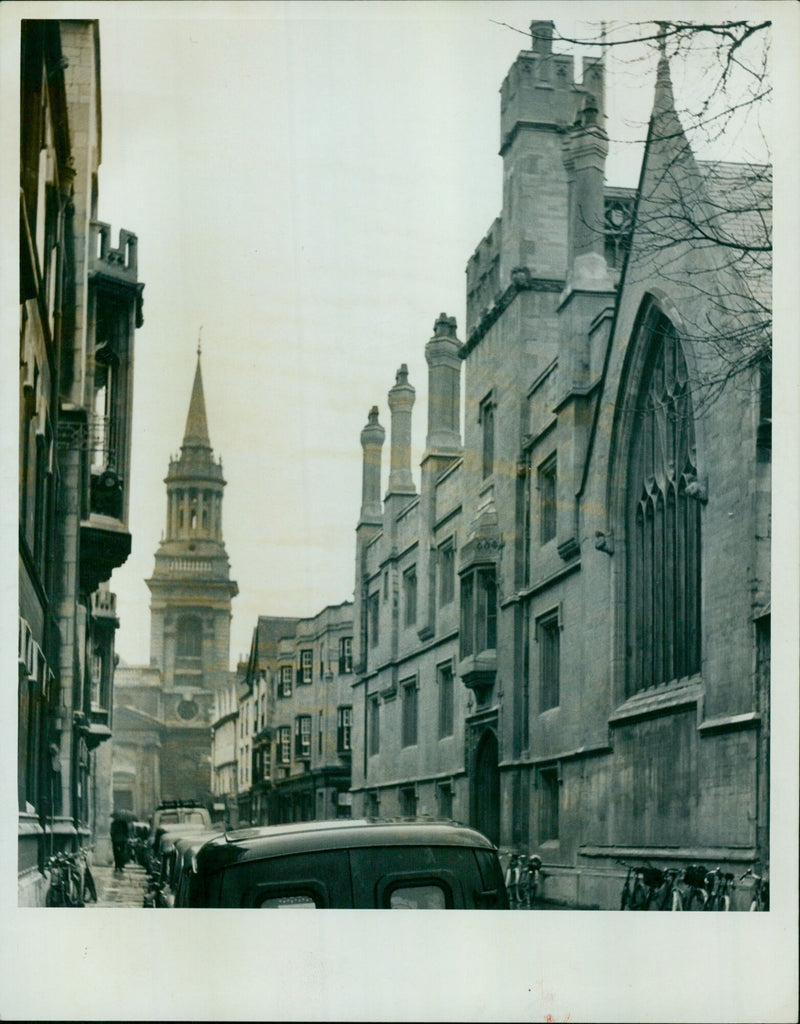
<box><xmin>619</xmin><ymin>860</ymin><xmax>769</xmax><ymax>911</ymax></box>
<box><xmin>45</xmin><ymin>847</ymin><xmax>97</xmax><ymax>907</ymax></box>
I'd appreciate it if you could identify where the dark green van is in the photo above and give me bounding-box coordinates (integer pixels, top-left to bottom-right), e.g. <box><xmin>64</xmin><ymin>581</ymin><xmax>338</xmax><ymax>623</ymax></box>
<box><xmin>176</xmin><ymin>818</ymin><xmax>509</xmax><ymax>910</ymax></box>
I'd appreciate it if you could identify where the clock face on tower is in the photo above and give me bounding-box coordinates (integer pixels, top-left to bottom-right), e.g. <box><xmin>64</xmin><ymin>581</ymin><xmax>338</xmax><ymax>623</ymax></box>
<box><xmin>177</xmin><ymin>698</ymin><xmax>199</xmax><ymax>721</ymax></box>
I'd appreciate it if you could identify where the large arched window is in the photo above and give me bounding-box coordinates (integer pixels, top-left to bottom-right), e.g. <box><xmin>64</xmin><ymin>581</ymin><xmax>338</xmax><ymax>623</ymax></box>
<box><xmin>177</xmin><ymin>616</ymin><xmax>202</xmax><ymax>660</ymax></box>
<box><xmin>626</xmin><ymin>311</ymin><xmax>701</xmax><ymax>696</ymax></box>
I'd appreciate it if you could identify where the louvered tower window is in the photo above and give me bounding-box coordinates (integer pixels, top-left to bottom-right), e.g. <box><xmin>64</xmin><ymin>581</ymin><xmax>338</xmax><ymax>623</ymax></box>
<box><xmin>626</xmin><ymin>313</ymin><xmax>701</xmax><ymax>696</ymax></box>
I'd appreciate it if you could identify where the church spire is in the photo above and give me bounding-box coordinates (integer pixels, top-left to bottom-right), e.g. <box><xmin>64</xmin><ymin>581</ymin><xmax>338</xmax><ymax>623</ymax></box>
<box><xmin>182</xmin><ymin>341</ymin><xmax>211</xmax><ymax>450</ymax></box>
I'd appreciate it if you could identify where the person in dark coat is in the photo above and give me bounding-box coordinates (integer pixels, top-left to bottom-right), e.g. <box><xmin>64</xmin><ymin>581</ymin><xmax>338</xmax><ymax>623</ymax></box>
<box><xmin>110</xmin><ymin>815</ymin><xmax>130</xmax><ymax>872</ymax></box>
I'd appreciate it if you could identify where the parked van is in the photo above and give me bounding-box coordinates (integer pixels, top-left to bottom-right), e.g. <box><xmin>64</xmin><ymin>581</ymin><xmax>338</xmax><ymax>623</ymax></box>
<box><xmin>149</xmin><ymin>800</ymin><xmax>211</xmax><ymax>835</ymax></box>
<box><xmin>177</xmin><ymin>818</ymin><xmax>509</xmax><ymax>909</ymax></box>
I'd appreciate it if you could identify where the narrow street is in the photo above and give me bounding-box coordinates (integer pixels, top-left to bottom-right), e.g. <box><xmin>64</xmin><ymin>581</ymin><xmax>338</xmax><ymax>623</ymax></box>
<box><xmin>86</xmin><ymin>862</ymin><xmax>149</xmax><ymax>908</ymax></box>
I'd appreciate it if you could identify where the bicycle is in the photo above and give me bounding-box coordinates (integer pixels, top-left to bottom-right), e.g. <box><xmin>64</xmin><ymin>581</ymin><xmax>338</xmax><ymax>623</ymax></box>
<box><xmin>504</xmin><ymin>852</ymin><xmax>526</xmax><ymax>907</ymax></box>
<box><xmin>45</xmin><ymin>852</ymin><xmax>83</xmax><ymax>907</ymax></box>
<box><xmin>142</xmin><ymin>878</ymin><xmax>168</xmax><ymax>909</ymax></box>
<box><xmin>740</xmin><ymin>866</ymin><xmax>769</xmax><ymax>911</ymax></box>
<box><xmin>618</xmin><ymin>860</ymin><xmax>665</xmax><ymax>910</ymax></box>
<box><xmin>703</xmin><ymin>868</ymin><xmax>735</xmax><ymax>911</ymax></box>
<box><xmin>520</xmin><ymin>855</ymin><xmax>543</xmax><ymax>908</ymax></box>
<box><xmin>652</xmin><ymin>866</ymin><xmax>684</xmax><ymax>911</ymax></box>
<box><xmin>681</xmin><ymin>863</ymin><xmax>709</xmax><ymax>910</ymax></box>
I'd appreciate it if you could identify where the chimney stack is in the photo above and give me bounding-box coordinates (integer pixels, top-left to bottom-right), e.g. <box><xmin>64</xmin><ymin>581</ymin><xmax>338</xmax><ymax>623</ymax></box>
<box><xmin>387</xmin><ymin>364</ymin><xmax>416</xmax><ymax>496</ymax></box>
<box><xmin>359</xmin><ymin>406</ymin><xmax>385</xmax><ymax>521</ymax></box>
<box><xmin>530</xmin><ymin>20</ymin><xmax>554</xmax><ymax>57</ymax></box>
<box><xmin>424</xmin><ymin>314</ymin><xmax>462</xmax><ymax>454</ymax></box>
<box><xmin>562</xmin><ymin>89</ymin><xmax>613</xmax><ymax>290</ymax></box>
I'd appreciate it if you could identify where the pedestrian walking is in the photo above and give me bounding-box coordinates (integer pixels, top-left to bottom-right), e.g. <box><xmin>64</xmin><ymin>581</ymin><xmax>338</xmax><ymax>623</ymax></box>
<box><xmin>110</xmin><ymin>813</ymin><xmax>131</xmax><ymax>873</ymax></box>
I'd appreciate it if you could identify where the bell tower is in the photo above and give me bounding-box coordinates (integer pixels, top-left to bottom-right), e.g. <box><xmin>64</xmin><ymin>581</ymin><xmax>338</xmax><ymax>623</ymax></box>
<box><xmin>144</xmin><ymin>343</ymin><xmax>238</xmax><ymax>801</ymax></box>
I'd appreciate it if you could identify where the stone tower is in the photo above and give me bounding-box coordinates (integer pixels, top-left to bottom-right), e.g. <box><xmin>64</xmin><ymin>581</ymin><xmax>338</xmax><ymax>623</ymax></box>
<box><xmin>144</xmin><ymin>346</ymin><xmax>238</xmax><ymax>802</ymax></box>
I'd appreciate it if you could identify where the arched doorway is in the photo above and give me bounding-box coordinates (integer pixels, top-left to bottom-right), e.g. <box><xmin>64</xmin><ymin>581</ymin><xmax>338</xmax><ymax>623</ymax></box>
<box><xmin>473</xmin><ymin>729</ymin><xmax>500</xmax><ymax>846</ymax></box>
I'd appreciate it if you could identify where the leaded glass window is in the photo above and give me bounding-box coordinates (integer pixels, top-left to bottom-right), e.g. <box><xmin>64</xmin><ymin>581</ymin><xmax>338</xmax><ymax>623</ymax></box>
<box><xmin>626</xmin><ymin>313</ymin><xmax>701</xmax><ymax>695</ymax></box>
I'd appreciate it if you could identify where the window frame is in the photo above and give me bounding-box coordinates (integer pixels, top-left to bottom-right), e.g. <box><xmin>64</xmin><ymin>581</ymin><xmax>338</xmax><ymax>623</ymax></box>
<box><xmin>438</xmin><ymin>538</ymin><xmax>455</xmax><ymax>607</ymax></box>
<box><xmin>403</xmin><ymin>565</ymin><xmax>418</xmax><ymax>627</ymax></box>
<box><xmin>279</xmin><ymin>665</ymin><xmax>293</xmax><ymax>698</ymax></box>
<box><xmin>368</xmin><ymin>694</ymin><xmax>380</xmax><ymax>756</ymax></box>
<box><xmin>537</xmin><ymin>608</ymin><xmax>561</xmax><ymax>712</ymax></box>
<box><xmin>368</xmin><ymin>591</ymin><xmax>380</xmax><ymax>648</ymax></box>
<box><xmin>401</xmin><ymin>678</ymin><xmax>419</xmax><ymax>748</ymax></box>
<box><xmin>479</xmin><ymin>392</ymin><xmax>496</xmax><ymax>479</ymax></box>
<box><xmin>437</xmin><ymin>661</ymin><xmax>454</xmax><ymax>738</ymax></box>
<box><xmin>295</xmin><ymin>714</ymin><xmax>312</xmax><ymax>759</ymax></box>
<box><xmin>625</xmin><ymin>310</ymin><xmax>701</xmax><ymax>696</ymax></box>
<box><xmin>298</xmin><ymin>648</ymin><xmax>313</xmax><ymax>685</ymax></box>
<box><xmin>176</xmin><ymin>615</ymin><xmax>202</xmax><ymax>660</ymax></box>
<box><xmin>276</xmin><ymin>725</ymin><xmax>291</xmax><ymax>765</ymax></box>
<box><xmin>436</xmin><ymin>780</ymin><xmax>454</xmax><ymax>820</ymax></box>
<box><xmin>538</xmin><ymin>453</ymin><xmax>557</xmax><ymax>545</ymax></box>
<box><xmin>338</xmin><ymin>636</ymin><xmax>353</xmax><ymax>674</ymax></box>
<box><xmin>399</xmin><ymin>785</ymin><xmax>418</xmax><ymax>817</ymax></box>
<box><xmin>337</xmin><ymin>705</ymin><xmax>353</xmax><ymax>753</ymax></box>
<box><xmin>459</xmin><ymin>566</ymin><xmax>497</xmax><ymax>659</ymax></box>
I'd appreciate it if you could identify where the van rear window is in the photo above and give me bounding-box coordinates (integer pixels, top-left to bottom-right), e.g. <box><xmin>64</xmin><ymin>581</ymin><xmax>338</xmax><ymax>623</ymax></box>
<box><xmin>258</xmin><ymin>893</ymin><xmax>319</xmax><ymax>909</ymax></box>
<box><xmin>388</xmin><ymin>884</ymin><xmax>446</xmax><ymax>909</ymax></box>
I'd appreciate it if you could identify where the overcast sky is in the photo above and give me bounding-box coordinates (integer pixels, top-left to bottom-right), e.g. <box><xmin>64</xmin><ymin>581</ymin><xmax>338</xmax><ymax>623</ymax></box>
<box><xmin>10</xmin><ymin>1</ymin><xmax>780</xmax><ymax>674</ymax></box>
<box><xmin>92</xmin><ymin>1</ymin><xmax>640</xmax><ymax>669</ymax></box>
<box><xmin>94</xmin><ymin>0</ymin><xmax>746</xmax><ymax>671</ymax></box>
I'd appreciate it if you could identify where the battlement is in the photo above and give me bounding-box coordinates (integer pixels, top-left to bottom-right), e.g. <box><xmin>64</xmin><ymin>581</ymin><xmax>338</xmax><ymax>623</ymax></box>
<box><xmin>499</xmin><ymin>21</ymin><xmax>605</xmax><ymax>153</ymax></box>
<box><xmin>465</xmin><ymin>218</ymin><xmax>502</xmax><ymax>331</ymax></box>
<box><xmin>90</xmin><ymin>221</ymin><xmax>139</xmax><ymax>282</ymax></box>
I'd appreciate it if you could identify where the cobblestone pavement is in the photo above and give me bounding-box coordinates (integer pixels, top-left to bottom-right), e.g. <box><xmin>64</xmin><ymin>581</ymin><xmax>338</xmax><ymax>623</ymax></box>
<box><xmin>86</xmin><ymin>862</ymin><xmax>149</xmax><ymax>908</ymax></box>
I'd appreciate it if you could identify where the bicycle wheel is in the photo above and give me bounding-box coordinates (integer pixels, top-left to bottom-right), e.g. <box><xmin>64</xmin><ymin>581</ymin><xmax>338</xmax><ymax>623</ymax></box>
<box><xmin>46</xmin><ymin>884</ymin><xmax>65</xmax><ymax>907</ymax></box>
<box><xmin>709</xmin><ymin>890</ymin><xmax>730</xmax><ymax>912</ymax></box>
<box><xmin>671</xmin><ymin>888</ymin><xmax>683</xmax><ymax>911</ymax></box>
<box><xmin>64</xmin><ymin>866</ymin><xmax>82</xmax><ymax>907</ymax></box>
<box><xmin>630</xmin><ymin>881</ymin><xmax>650</xmax><ymax>910</ymax></box>
<box><xmin>83</xmin><ymin>866</ymin><xmax>98</xmax><ymax>903</ymax></box>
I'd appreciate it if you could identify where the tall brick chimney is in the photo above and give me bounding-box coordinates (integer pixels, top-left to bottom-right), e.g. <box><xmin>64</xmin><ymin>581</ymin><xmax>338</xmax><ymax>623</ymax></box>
<box><xmin>386</xmin><ymin>364</ymin><xmax>416</xmax><ymax>496</ymax></box>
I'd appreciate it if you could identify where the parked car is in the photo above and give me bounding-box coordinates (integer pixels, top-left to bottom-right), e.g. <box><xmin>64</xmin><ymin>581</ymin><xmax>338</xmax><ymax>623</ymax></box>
<box><xmin>166</xmin><ymin>831</ymin><xmax>222</xmax><ymax>908</ymax></box>
<box><xmin>176</xmin><ymin>818</ymin><xmax>509</xmax><ymax>909</ymax></box>
<box><xmin>149</xmin><ymin>800</ymin><xmax>212</xmax><ymax>836</ymax></box>
<box><xmin>148</xmin><ymin>822</ymin><xmax>215</xmax><ymax>881</ymax></box>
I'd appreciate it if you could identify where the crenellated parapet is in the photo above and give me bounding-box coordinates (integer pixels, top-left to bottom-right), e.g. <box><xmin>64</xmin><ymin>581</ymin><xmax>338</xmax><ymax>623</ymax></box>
<box><xmin>499</xmin><ymin>20</ymin><xmax>605</xmax><ymax>155</ymax></box>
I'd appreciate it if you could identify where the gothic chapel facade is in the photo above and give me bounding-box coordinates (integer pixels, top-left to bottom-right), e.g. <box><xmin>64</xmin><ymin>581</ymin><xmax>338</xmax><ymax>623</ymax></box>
<box><xmin>350</xmin><ymin>22</ymin><xmax>770</xmax><ymax>909</ymax></box>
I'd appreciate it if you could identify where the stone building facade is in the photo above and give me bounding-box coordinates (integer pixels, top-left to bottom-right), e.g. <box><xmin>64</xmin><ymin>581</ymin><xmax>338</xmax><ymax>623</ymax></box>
<box><xmin>349</xmin><ymin>21</ymin><xmax>770</xmax><ymax>909</ymax></box>
<box><xmin>112</xmin><ymin>351</ymin><xmax>238</xmax><ymax>818</ymax></box>
<box><xmin>216</xmin><ymin>605</ymin><xmax>355</xmax><ymax>826</ymax></box>
<box><xmin>18</xmin><ymin>20</ymin><xmax>144</xmax><ymax>898</ymax></box>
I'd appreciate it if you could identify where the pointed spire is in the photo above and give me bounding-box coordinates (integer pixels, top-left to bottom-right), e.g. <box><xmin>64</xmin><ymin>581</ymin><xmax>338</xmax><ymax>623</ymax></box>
<box><xmin>182</xmin><ymin>344</ymin><xmax>211</xmax><ymax>449</ymax></box>
<box><xmin>641</xmin><ymin>23</ymin><xmax>703</xmax><ymax>209</ymax></box>
<box><xmin>649</xmin><ymin>23</ymin><xmax>693</xmax><ymax>162</ymax></box>
<box><xmin>653</xmin><ymin>23</ymin><xmax>677</xmax><ymax>121</ymax></box>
